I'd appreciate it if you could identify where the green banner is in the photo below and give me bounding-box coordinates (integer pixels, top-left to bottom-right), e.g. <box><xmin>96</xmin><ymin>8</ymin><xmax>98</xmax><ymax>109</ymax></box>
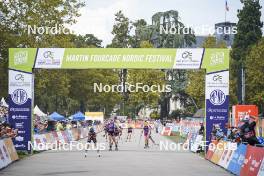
<box><xmin>62</xmin><ymin>48</ymin><xmax>176</xmax><ymax>69</ymax></box>
<box><xmin>9</xmin><ymin>48</ymin><xmax>230</xmax><ymax>72</ymax></box>
<box><xmin>201</xmin><ymin>49</ymin><xmax>230</xmax><ymax>73</ymax></box>
<box><xmin>9</xmin><ymin>48</ymin><xmax>37</xmax><ymax>72</ymax></box>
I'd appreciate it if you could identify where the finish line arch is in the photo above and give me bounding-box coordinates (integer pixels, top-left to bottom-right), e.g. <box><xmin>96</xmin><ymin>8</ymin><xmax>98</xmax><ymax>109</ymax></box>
<box><xmin>8</xmin><ymin>48</ymin><xmax>229</xmax><ymax>151</ymax></box>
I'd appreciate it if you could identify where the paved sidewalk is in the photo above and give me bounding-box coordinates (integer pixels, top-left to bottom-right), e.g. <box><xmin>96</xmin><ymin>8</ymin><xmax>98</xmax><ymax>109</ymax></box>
<box><xmin>1</xmin><ymin>129</ymin><xmax>231</xmax><ymax>176</ymax></box>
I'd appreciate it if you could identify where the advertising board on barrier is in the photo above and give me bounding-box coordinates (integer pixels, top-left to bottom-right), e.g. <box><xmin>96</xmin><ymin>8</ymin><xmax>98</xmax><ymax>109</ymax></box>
<box><xmin>4</xmin><ymin>138</ymin><xmax>19</xmax><ymax>161</ymax></box>
<box><xmin>240</xmin><ymin>145</ymin><xmax>264</xmax><ymax>176</ymax></box>
<box><xmin>190</xmin><ymin>135</ymin><xmax>203</xmax><ymax>152</ymax></box>
<box><xmin>205</xmin><ymin>141</ymin><xmax>218</xmax><ymax>160</ymax></box>
<box><xmin>258</xmin><ymin>157</ymin><xmax>264</xmax><ymax>176</ymax></box>
<box><xmin>161</xmin><ymin>127</ymin><xmax>172</xmax><ymax>136</ymax></box>
<box><xmin>210</xmin><ymin>141</ymin><xmax>227</xmax><ymax>164</ymax></box>
<box><xmin>218</xmin><ymin>142</ymin><xmax>237</xmax><ymax>169</ymax></box>
<box><xmin>227</xmin><ymin>144</ymin><xmax>247</xmax><ymax>175</ymax></box>
<box><xmin>0</xmin><ymin>140</ymin><xmax>12</xmax><ymax>169</ymax></box>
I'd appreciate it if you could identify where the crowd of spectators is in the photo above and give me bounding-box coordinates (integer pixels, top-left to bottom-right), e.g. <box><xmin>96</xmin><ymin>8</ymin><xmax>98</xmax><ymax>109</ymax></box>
<box><xmin>0</xmin><ymin>106</ymin><xmax>18</xmax><ymax>139</ymax></box>
<box><xmin>0</xmin><ymin>106</ymin><xmax>8</xmax><ymax>122</ymax></box>
<box><xmin>210</xmin><ymin>115</ymin><xmax>263</xmax><ymax>146</ymax></box>
<box><xmin>33</xmin><ymin>115</ymin><xmax>101</xmax><ymax>134</ymax></box>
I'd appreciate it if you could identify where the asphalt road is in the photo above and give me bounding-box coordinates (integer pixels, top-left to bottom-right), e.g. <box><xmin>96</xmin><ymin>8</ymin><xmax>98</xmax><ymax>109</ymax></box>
<box><xmin>1</xmin><ymin>129</ymin><xmax>231</xmax><ymax>176</ymax></box>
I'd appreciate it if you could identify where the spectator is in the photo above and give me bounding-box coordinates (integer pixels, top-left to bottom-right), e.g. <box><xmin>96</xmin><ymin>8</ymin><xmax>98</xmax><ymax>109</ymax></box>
<box><xmin>239</xmin><ymin>115</ymin><xmax>260</xmax><ymax>146</ymax></box>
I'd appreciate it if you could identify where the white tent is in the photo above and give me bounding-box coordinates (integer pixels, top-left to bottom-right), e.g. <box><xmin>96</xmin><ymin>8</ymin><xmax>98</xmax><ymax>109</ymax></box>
<box><xmin>33</xmin><ymin>105</ymin><xmax>47</xmax><ymax>117</ymax></box>
<box><xmin>0</xmin><ymin>97</ymin><xmax>8</xmax><ymax>108</ymax></box>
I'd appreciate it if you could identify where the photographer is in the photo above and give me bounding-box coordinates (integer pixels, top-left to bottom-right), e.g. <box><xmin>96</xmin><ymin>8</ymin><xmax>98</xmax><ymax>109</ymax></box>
<box><xmin>239</xmin><ymin>115</ymin><xmax>260</xmax><ymax>146</ymax></box>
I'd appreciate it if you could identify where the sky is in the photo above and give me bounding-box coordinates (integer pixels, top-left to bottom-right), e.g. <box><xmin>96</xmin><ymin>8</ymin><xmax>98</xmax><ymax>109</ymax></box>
<box><xmin>70</xmin><ymin>0</ymin><xmax>264</xmax><ymax>46</ymax></box>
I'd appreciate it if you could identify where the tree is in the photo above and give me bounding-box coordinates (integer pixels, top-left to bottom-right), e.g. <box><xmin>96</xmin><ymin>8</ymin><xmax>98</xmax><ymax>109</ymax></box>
<box><xmin>0</xmin><ymin>0</ymin><xmax>84</xmax><ymax>99</ymax></box>
<box><xmin>108</xmin><ymin>10</ymin><xmax>132</xmax><ymax>48</ymax></box>
<box><xmin>245</xmin><ymin>38</ymin><xmax>264</xmax><ymax>113</ymax></box>
<box><xmin>70</xmin><ymin>34</ymin><xmax>102</xmax><ymax>48</ymax></box>
<box><xmin>231</xmin><ymin>0</ymin><xmax>263</xmax><ymax>104</ymax></box>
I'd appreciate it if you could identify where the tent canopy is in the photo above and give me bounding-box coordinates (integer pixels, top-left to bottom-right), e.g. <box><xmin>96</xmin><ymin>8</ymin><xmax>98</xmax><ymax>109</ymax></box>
<box><xmin>0</xmin><ymin>97</ymin><xmax>8</xmax><ymax>108</ymax></box>
<box><xmin>70</xmin><ymin>111</ymin><xmax>85</xmax><ymax>121</ymax></box>
<box><xmin>34</xmin><ymin>105</ymin><xmax>47</xmax><ymax>117</ymax></box>
<box><xmin>49</xmin><ymin>112</ymin><xmax>65</xmax><ymax>121</ymax></box>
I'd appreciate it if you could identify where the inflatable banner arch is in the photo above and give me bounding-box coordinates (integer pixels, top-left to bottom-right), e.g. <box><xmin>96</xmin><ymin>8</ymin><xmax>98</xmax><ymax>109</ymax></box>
<box><xmin>8</xmin><ymin>48</ymin><xmax>229</xmax><ymax>151</ymax></box>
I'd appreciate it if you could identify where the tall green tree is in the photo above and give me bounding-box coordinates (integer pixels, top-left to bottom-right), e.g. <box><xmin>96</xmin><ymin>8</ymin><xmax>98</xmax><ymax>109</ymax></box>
<box><xmin>231</xmin><ymin>0</ymin><xmax>263</xmax><ymax>104</ymax></box>
<box><xmin>245</xmin><ymin>38</ymin><xmax>264</xmax><ymax>113</ymax></box>
<box><xmin>108</xmin><ymin>10</ymin><xmax>132</xmax><ymax>48</ymax></box>
<box><xmin>0</xmin><ymin>0</ymin><xmax>84</xmax><ymax>99</ymax></box>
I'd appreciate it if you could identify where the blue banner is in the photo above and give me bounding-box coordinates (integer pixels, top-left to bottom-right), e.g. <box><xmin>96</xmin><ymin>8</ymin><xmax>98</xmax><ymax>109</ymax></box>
<box><xmin>227</xmin><ymin>144</ymin><xmax>247</xmax><ymax>175</ymax></box>
<box><xmin>8</xmin><ymin>70</ymin><xmax>32</xmax><ymax>151</ymax></box>
<box><xmin>205</xmin><ymin>71</ymin><xmax>229</xmax><ymax>148</ymax></box>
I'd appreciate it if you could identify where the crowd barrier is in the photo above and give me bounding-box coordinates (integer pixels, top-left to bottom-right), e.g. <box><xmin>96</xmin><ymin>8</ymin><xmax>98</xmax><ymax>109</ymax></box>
<box><xmin>33</xmin><ymin>125</ymin><xmax>103</xmax><ymax>151</ymax></box>
<box><xmin>206</xmin><ymin>140</ymin><xmax>264</xmax><ymax>176</ymax></box>
<box><xmin>0</xmin><ymin>138</ymin><xmax>19</xmax><ymax>170</ymax></box>
<box><xmin>164</xmin><ymin>122</ymin><xmax>200</xmax><ymax>137</ymax></box>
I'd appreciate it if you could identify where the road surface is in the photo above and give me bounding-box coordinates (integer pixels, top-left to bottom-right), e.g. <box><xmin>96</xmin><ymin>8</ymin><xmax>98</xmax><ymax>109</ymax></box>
<box><xmin>1</xmin><ymin>129</ymin><xmax>231</xmax><ymax>176</ymax></box>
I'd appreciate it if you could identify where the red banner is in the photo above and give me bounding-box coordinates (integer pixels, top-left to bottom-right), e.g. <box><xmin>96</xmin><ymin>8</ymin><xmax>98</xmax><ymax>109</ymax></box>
<box><xmin>240</xmin><ymin>145</ymin><xmax>264</xmax><ymax>176</ymax></box>
<box><xmin>161</xmin><ymin>127</ymin><xmax>172</xmax><ymax>136</ymax></box>
<box><xmin>232</xmin><ymin>105</ymin><xmax>258</xmax><ymax>127</ymax></box>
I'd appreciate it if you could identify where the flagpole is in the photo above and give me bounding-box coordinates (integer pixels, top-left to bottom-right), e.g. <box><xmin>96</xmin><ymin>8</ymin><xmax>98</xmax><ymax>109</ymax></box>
<box><xmin>225</xmin><ymin>1</ymin><xmax>227</xmax><ymax>23</ymax></box>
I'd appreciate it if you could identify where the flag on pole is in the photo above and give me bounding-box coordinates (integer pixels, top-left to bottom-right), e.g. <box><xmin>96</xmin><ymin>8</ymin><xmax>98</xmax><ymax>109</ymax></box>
<box><xmin>225</xmin><ymin>0</ymin><xmax>229</xmax><ymax>11</ymax></box>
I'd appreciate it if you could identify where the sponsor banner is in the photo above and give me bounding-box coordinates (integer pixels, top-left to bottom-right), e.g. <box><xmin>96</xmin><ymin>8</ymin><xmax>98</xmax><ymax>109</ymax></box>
<box><xmin>65</xmin><ymin>130</ymin><xmax>74</xmax><ymax>141</ymax></box>
<box><xmin>0</xmin><ymin>140</ymin><xmax>12</xmax><ymax>168</ymax></box>
<box><xmin>62</xmin><ymin>48</ymin><xmax>176</xmax><ymax>69</ymax></box>
<box><xmin>61</xmin><ymin>131</ymin><xmax>70</xmax><ymax>143</ymax></box>
<box><xmin>51</xmin><ymin>131</ymin><xmax>59</xmax><ymax>142</ymax></box>
<box><xmin>8</xmin><ymin>70</ymin><xmax>33</xmax><ymax>151</ymax></box>
<box><xmin>33</xmin><ymin>134</ymin><xmax>46</xmax><ymax>150</ymax></box>
<box><xmin>258</xmin><ymin>157</ymin><xmax>264</xmax><ymax>176</ymax></box>
<box><xmin>232</xmin><ymin>105</ymin><xmax>258</xmax><ymax>127</ymax></box>
<box><xmin>35</xmin><ymin>48</ymin><xmax>65</xmax><ymax>69</ymax></box>
<box><xmin>9</xmin><ymin>48</ymin><xmax>37</xmax><ymax>73</ymax></box>
<box><xmin>44</xmin><ymin>133</ymin><xmax>53</xmax><ymax>144</ymax></box>
<box><xmin>9</xmin><ymin>48</ymin><xmax>229</xmax><ymax>70</ymax></box>
<box><xmin>3</xmin><ymin>138</ymin><xmax>19</xmax><ymax>162</ymax></box>
<box><xmin>190</xmin><ymin>135</ymin><xmax>203</xmax><ymax>152</ymax></box>
<box><xmin>211</xmin><ymin>141</ymin><xmax>227</xmax><ymax>164</ymax></box>
<box><xmin>71</xmin><ymin>128</ymin><xmax>80</xmax><ymax>141</ymax></box>
<box><xmin>173</xmin><ymin>48</ymin><xmax>204</xmax><ymax>69</ymax></box>
<box><xmin>161</xmin><ymin>127</ymin><xmax>172</xmax><ymax>136</ymax></box>
<box><xmin>205</xmin><ymin>71</ymin><xmax>229</xmax><ymax>147</ymax></box>
<box><xmin>240</xmin><ymin>145</ymin><xmax>264</xmax><ymax>176</ymax></box>
<box><xmin>120</xmin><ymin>123</ymin><xmax>128</xmax><ymax>129</ymax></box>
<box><xmin>218</xmin><ymin>142</ymin><xmax>237</xmax><ymax>169</ymax></box>
<box><xmin>172</xmin><ymin>125</ymin><xmax>180</xmax><ymax>132</ymax></box>
<box><xmin>206</xmin><ymin>140</ymin><xmax>219</xmax><ymax>160</ymax></box>
<box><xmin>227</xmin><ymin>144</ymin><xmax>247</xmax><ymax>175</ymax></box>
<box><xmin>201</xmin><ymin>49</ymin><xmax>229</xmax><ymax>73</ymax></box>
<box><xmin>57</xmin><ymin>131</ymin><xmax>66</xmax><ymax>144</ymax></box>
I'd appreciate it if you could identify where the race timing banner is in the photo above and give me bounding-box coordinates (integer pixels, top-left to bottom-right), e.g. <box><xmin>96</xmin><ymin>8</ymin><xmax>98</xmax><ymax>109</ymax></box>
<box><xmin>8</xmin><ymin>48</ymin><xmax>229</xmax><ymax>151</ymax></box>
